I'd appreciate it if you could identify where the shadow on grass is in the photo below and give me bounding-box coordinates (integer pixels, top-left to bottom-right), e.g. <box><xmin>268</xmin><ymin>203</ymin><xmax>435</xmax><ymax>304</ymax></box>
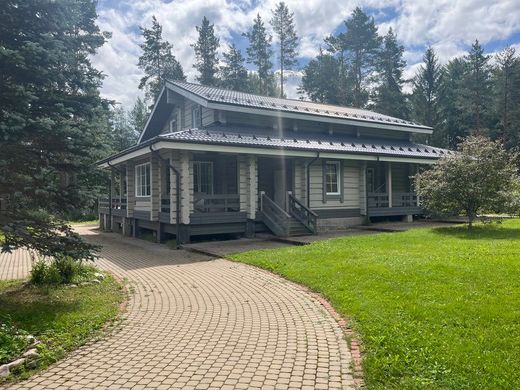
<box><xmin>431</xmin><ymin>224</ymin><xmax>519</xmax><ymax>240</ymax></box>
<box><xmin>0</xmin><ymin>285</ymin><xmax>81</xmax><ymax>334</ymax></box>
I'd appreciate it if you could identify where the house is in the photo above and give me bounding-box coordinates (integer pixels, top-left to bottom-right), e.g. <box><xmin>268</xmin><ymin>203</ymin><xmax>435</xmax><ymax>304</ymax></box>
<box><xmin>98</xmin><ymin>81</ymin><xmax>451</xmax><ymax>244</ymax></box>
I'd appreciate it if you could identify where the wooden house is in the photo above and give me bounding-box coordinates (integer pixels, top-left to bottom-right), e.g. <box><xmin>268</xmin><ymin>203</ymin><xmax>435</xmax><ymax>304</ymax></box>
<box><xmin>98</xmin><ymin>81</ymin><xmax>450</xmax><ymax>243</ymax></box>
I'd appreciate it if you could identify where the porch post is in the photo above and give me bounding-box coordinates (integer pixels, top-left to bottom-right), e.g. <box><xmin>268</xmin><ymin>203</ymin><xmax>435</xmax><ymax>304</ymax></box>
<box><xmin>108</xmin><ymin>170</ymin><xmax>114</xmax><ymax>230</ymax></box>
<box><xmin>386</xmin><ymin>162</ymin><xmax>392</xmax><ymax>208</ymax></box>
<box><xmin>150</xmin><ymin>153</ymin><xmax>160</xmax><ymax>222</ymax></box>
<box><xmin>360</xmin><ymin>161</ymin><xmax>367</xmax><ymax>216</ymax></box>
<box><xmin>179</xmin><ymin>151</ymin><xmax>191</xmax><ymax>225</ymax></box>
<box><xmin>126</xmin><ymin>161</ymin><xmax>135</xmax><ymax>220</ymax></box>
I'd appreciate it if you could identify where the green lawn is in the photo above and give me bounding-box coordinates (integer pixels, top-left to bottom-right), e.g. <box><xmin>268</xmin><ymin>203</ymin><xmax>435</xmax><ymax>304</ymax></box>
<box><xmin>0</xmin><ymin>276</ymin><xmax>125</xmax><ymax>381</ymax></box>
<box><xmin>231</xmin><ymin>220</ymin><xmax>520</xmax><ymax>389</ymax></box>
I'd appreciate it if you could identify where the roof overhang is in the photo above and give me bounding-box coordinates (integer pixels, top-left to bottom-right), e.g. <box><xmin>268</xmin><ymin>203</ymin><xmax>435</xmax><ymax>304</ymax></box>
<box><xmin>98</xmin><ymin>138</ymin><xmax>439</xmax><ymax>168</ymax></box>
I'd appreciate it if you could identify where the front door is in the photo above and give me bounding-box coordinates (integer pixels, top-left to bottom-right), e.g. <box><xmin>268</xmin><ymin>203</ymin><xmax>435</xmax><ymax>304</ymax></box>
<box><xmin>258</xmin><ymin>157</ymin><xmax>293</xmax><ymax>210</ymax></box>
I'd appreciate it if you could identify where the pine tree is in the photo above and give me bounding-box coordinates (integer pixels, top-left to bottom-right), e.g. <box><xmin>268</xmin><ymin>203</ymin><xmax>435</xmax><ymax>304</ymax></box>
<box><xmin>138</xmin><ymin>16</ymin><xmax>185</xmax><ymax>105</ymax></box>
<box><xmin>192</xmin><ymin>16</ymin><xmax>220</xmax><ymax>86</ymax></box>
<box><xmin>338</xmin><ymin>7</ymin><xmax>381</xmax><ymax>108</ymax></box>
<box><xmin>243</xmin><ymin>14</ymin><xmax>273</xmax><ymax>95</ymax></box>
<box><xmin>129</xmin><ymin>97</ymin><xmax>149</xmax><ymax>139</ymax></box>
<box><xmin>0</xmin><ymin>0</ymin><xmax>112</xmax><ymax>258</ymax></box>
<box><xmin>373</xmin><ymin>28</ymin><xmax>407</xmax><ymax>118</ymax></box>
<box><xmin>493</xmin><ymin>47</ymin><xmax>520</xmax><ymax>148</ymax></box>
<box><xmin>300</xmin><ymin>48</ymin><xmax>342</xmax><ymax>104</ymax></box>
<box><xmin>462</xmin><ymin>40</ymin><xmax>492</xmax><ymax>134</ymax></box>
<box><xmin>111</xmin><ymin>106</ymin><xmax>135</xmax><ymax>151</ymax></box>
<box><xmin>270</xmin><ymin>2</ymin><xmax>299</xmax><ymax>97</ymax></box>
<box><xmin>220</xmin><ymin>44</ymin><xmax>249</xmax><ymax>91</ymax></box>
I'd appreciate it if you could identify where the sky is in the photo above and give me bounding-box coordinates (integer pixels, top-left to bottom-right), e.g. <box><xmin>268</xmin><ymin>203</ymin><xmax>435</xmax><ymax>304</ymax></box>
<box><xmin>92</xmin><ymin>0</ymin><xmax>520</xmax><ymax>109</ymax></box>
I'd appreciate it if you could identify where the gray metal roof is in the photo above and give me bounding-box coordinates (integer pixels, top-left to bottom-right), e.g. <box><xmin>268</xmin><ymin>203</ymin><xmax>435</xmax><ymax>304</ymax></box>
<box><xmin>159</xmin><ymin>125</ymin><xmax>450</xmax><ymax>159</ymax></box>
<box><xmin>168</xmin><ymin>81</ymin><xmax>432</xmax><ymax>131</ymax></box>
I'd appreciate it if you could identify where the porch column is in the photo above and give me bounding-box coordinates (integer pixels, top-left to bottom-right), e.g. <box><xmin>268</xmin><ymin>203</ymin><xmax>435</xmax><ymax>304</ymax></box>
<box><xmin>247</xmin><ymin>155</ymin><xmax>258</xmax><ymax>220</ymax></box>
<box><xmin>126</xmin><ymin>161</ymin><xmax>135</xmax><ymax>218</ymax></box>
<box><xmin>386</xmin><ymin>162</ymin><xmax>392</xmax><ymax>208</ymax></box>
<box><xmin>359</xmin><ymin>161</ymin><xmax>367</xmax><ymax>216</ymax></box>
<box><xmin>179</xmin><ymin>151</ymin><xmax>191</xmax><ymax>225</ymax></box>
<box><xmin>108</xmin><ymin>170</ymin><xmax>114</xmax><ymax>230</ymax></box>
<box><xmin>150</xmin><ymin>154</ymin><xmax>160</xmax><ymax>221</ymax></box>
<box><xmin>169</xmin><ymin>150</ymin><xmax>179</xmax><ymax>226</ymax></box>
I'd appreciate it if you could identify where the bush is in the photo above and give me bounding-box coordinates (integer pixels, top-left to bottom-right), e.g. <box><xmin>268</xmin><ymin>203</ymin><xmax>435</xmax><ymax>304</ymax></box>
<box><xmin>30</xmin><ymin>257</ymin><xmax>94</xmax><ymax>286</ymax></box>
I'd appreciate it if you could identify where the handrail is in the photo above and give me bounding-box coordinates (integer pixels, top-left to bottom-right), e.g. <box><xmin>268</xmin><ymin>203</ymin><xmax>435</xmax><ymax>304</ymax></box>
<box><xmin>287</xmin><ymin>192</ymin><xmax>317</xmax><ymax>234</ymax></box>
<box><xmin>259</xmin><ymin>192</ymin><xmax>291</xmax><ymax>236</ymax></box>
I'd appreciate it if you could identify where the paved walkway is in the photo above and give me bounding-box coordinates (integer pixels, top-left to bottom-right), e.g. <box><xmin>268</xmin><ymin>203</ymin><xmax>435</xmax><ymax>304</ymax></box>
<box><xmin>1</xmin><ymin>226</ymin><xmax>354</xmax><ymax>389</ymax></box>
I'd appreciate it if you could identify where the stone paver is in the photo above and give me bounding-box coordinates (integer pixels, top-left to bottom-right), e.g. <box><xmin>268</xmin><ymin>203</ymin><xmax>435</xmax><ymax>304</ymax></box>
<box><xmin>1</xmin><ymin>226</ymin><xmax>354</xmax><ymax>389</ymax></box>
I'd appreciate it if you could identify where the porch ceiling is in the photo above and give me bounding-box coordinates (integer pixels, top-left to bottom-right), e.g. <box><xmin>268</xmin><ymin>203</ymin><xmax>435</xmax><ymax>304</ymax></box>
<box><xmin>159</xmin><ymin>125</ymin><xmax>451</xmax><ymax>160</ymax></box>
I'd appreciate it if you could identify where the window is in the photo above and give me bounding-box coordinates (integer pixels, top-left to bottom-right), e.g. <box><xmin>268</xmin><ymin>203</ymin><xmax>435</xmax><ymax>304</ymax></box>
<box><xmin>191</xmin><ymin>105</ymin><xmax>201</xmax><ymax>128</ymax></box>
<box><xmin>193</xmin><ymin>161</ymin><xmax>213</xmax><ymax>194</ymax></box>
<box><xmin>135</xmin><ymin>163</ymin><xmax>151</xmax><ymax>197</ymax></box>
<box><xmin>325</xmin><ymin>161</ymin><xmax>341</xmax><ymax>195</ymax></box>
<box><xmin>366</xmin><ymin>168</ymin><xmax>375</xmax><ymax>193</ymax></box>
<box><xmin>169</xmin><ymin>114</ymin><xmax>177</xmax><ymax>132</ymax></box>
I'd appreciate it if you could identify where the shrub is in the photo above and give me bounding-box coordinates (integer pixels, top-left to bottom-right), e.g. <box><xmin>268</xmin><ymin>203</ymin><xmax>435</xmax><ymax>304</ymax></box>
<box><xmin>30</xmin><ymin>256</ymin><xmax>94</xmax><ymax>286</ymax></box>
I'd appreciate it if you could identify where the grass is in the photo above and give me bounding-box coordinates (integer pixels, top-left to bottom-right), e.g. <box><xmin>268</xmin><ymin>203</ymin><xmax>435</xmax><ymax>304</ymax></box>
<box><xmin>231</xmin><ymin>219</ymin><xmax>520</xmax><ymax>389</ymax></box>
<box><xmin>0</xmin><ymin>275</ymin><xmax>125</xmax><ymax>382</ymax></box>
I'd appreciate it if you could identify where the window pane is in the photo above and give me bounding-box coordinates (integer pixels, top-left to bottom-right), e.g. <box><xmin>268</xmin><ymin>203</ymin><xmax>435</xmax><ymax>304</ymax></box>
<box><xmin>326</xmin><ymin>163</ymin><xmax>339</xmax><ymax>194</ymax></box>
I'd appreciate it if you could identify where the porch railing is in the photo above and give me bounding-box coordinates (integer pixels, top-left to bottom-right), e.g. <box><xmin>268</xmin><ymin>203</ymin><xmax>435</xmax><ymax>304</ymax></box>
<box><xmin>193</xmin><ymin>193</ymin><xmax>240</xmax><ymax>213</ymax></box>
<box><xmin>367</xmin><ymin>192</ymin><xmax>389</xmax><ymax>208</ymax></box>
<box><xmin>367</xmin><ymin>192</ymin><xmax>419</xmax><ymax>208</ymax></box>
<box><xmin>287</xmin><ymin>192</ymin><xmax>318</xmax><ymax>234</ymax></box>
<box><xmin>393</xmin><ymin>192</ymin><xmax>419</xmax><ymax>208</ymax></box>
<box><xmin>161</xmin><ymin>198</ymin><xmax>171</xmax><ymax>213</ymax></box>
<box><xmin>99</xmin><ymin>197</ymin><xmax>127</xmax><ymax>210</ymax></box>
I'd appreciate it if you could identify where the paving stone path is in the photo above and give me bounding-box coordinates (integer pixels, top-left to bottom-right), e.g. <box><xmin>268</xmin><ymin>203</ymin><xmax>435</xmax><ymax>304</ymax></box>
<box><xmin>1</xmin><ymin>226</ymin><xmax>354</xmax><ymax>389</ymax></box>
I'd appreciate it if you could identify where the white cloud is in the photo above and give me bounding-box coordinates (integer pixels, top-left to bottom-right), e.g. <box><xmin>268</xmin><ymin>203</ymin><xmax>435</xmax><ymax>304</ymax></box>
<box><xmin>91</xmin><ymin>0</ymin><xmax>520</xmax><ymax>107</ymax></box>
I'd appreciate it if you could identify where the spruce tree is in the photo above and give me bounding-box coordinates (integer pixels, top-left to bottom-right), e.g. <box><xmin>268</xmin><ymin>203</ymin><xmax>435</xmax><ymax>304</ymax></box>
<box><xmin>461</xmin><ymin>40</ymin><xmax>492</xmax><ymax>134</ymax></box>
<box><xmin>192</xmin><ymin>16</ymin><xmax>220</xmax><ymax>86</ymax></box>
<box><xmin>243</xmin><ymin>14</ymin><xmax>273</xmax><ymax>95</ymax></box>
<box><xmin>373</xmin><ymin>28</ymin><xmax>407</xmax><ymax>118</ymax></box>
<box><xmin>270</xmin><ymin>2</ymin><xmax>299</xmax><ymax>97</ymax></box>
<box><xmin>0</xmin><ymin>0</ymin><xmax>112</xmax><ymax>259</ymax></box>
<box><xmin>411</xmin><ymin>47</ymin><xmax>443</xmax><ymax>127</ymax></box>
<box><xmin>440</xmin><ymin>58</ymin><xmax>469</xmax><ymax>147</ymax></box>
<box><xmin>129</xmin><ymin>97</ymin><xmax>149</xmax><ymax>139</ymax></box>
<box><xmin>138</xmin><ymin>16</ymin><xmax>185</xmax><ymax>105</ymax></box>
<box><xmin>493</xmin><ymin>47</ymin><xmax>520</xmax><ymax>148</ymax></box>
<box><xmin>220</xmin><ymin>44</ymin><xmax>249</xmax><ymax>91</ymax></box>
<box><xmin>338</xmin><ymin>7</ymin><xmax>381</xmax><ymax>108</ymax></box>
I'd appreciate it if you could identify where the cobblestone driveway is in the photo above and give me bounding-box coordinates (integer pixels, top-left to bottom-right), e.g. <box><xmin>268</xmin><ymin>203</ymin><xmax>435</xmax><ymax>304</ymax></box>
<box><xmin>1</xmin><ymin>226</ymin><xmax>354</xmax><ymax>389</ymax></box>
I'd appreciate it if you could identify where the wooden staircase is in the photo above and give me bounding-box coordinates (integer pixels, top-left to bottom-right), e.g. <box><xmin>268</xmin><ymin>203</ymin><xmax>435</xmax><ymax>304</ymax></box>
<box><xmin>259</xmin><ymin>192</ymin><xmax>317</xmax><ymax>237</ymax></box>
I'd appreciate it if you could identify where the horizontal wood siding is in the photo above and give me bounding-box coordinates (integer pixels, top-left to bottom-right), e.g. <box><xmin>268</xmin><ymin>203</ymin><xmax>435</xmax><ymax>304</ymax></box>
<box><xmin>391</xmin><ymin>163</ymin><xmax>411</xmax><ymax>193</ymax></box>
<box><xmin>309</xmin><ymin>160</ymin><xmax>360</xmax><ymax>210</ymax></box>
<box><xmin>202</xmin><ymin>107</ymin><xmax>215</xmax><ymax>126</ymax></box>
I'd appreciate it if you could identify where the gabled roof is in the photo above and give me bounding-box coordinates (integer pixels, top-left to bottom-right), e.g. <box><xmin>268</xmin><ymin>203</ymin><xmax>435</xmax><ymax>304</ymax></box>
<box><xmin>158</xmin><ymin>125</ymin><xmax>450</xmax><ymax>160</ymax></box>
<box><xmin>167</xmin><ymin>81</ymin><xmax>432</xmax><ymax>132</ymax></box>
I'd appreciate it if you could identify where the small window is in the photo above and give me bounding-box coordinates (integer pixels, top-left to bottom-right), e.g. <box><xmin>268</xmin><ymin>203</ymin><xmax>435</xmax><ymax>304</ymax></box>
<box><xmin>325</xmin><ymin>161</ymin><xmax>341</xmax><ymax>195</ymax></box>
<box><xmin>191</xmin><ymin>105</ymin><xmax>201</xmax><ymax>128</ymax></box>
<box><xmin>135</xmin><ymin>163</ymin><xmax>151</xmax><ymax>197</ymax></box>
<box><xmin>169</xmin><ymin>115</ymin><xmax>177</xmax><ymax>132</ymax></box>
<box><xmin>193</xmin><ymin>161</ymin><xmax>213</xmax><ymax>194</ymax></box>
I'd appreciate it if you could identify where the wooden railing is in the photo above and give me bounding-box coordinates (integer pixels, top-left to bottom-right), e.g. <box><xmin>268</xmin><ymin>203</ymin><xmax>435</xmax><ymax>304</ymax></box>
<box><xmin>259</xmin><ymin>192</ymin><xmax>291</xmax><ymax>236</ymax></box>
<box><xmin>367</xmin><ymin>192</ymin><xmax>389</xmax><ymax>208</ymax></box>
<box><xmin>99</xmin><ymin>197</ymin><xmax>127</xmax><ymax>210</ymax></box>
<box><xmin>161</xmin><ymin>198</ymin><xmax>171</xmax><ymax>213</ymax></box>
<box><xmin>393</xmin><ymin>192</ymin><xmax>419</xmax><ymax>207</ymax></box>
<box><xmin>193</xmin><ymin>193</ymin><xmax>240</xmax><ymax>213</ymax></box>
<box><xmin>368</xmin><ymin>192</ymin><xmax>419</xmax><ymax>208</ymax></box>
<box><xmin>287</xmin><ymin>192</ymin><xmax>317</xmax><ymax>234</ymax></box>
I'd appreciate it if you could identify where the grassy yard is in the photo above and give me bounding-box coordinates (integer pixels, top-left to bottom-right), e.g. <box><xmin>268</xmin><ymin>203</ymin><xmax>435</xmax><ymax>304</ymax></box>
<box><xmin>231</xmin><ymin>220</ymin><xmax>520</xmax><ymax>389</ymax></box>
<box><xmin>0</xmin><ymin>275</ymin><xmax>125</xmax><ymax>381</ymax></box>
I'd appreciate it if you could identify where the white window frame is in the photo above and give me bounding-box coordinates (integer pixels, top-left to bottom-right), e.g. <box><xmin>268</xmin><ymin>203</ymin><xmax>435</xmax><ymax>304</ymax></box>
<box><xmin>193</xmin><ymin>161</ymin><xmax>214</xmax><ymax>194</ymax></box>
<box><xmin>191</xmin><ymin>105</ymin><xmax>201</xmax><ymax>128</ymax></box>
<box><xmin>325</xmin><ymin>161</ymin><xmax>341</xmax><ymax>196</ymax></box>
<box><xmin>135</xmin><ymin>162</ymin><xmax>151</xmax><ymax>197</ymax></box>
